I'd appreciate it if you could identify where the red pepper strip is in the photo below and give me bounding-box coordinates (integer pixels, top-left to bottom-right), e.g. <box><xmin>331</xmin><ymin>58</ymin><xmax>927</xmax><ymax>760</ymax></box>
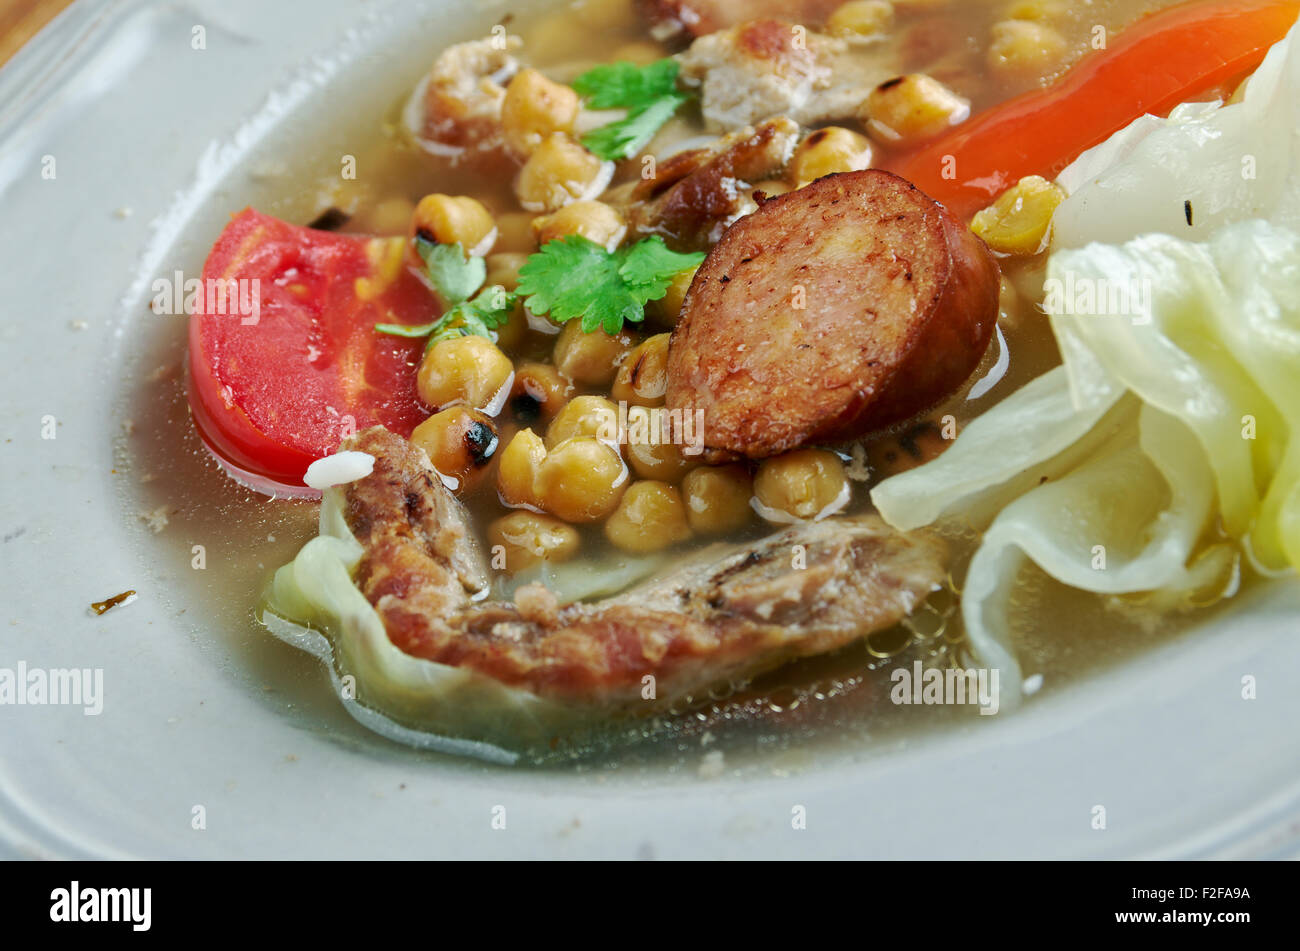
<box><xmin>889</xmin><ymin>0</ymin><xmax>1300</xmax><ymax>219</ymax></box>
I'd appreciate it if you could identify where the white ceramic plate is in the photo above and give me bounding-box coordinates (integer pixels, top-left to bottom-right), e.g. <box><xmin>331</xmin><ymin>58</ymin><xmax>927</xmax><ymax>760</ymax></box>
<box><xmin>2</xmin><ymin>0</ymin><xmax>1299</xmax><ymax>860</ymax></box>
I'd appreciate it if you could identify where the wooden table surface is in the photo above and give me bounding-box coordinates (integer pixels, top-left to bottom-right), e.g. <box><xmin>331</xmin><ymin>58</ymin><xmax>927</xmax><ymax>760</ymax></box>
<box><xmin>1</xmin><ymin>0</ymin><xmax>77</xmax><ymax>66</ymax></box>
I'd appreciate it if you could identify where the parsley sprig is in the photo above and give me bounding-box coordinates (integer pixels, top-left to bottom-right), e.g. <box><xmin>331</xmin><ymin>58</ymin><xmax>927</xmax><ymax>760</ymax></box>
<box><xmin>517</xmin><ymin>235</ymin><xmax>705</xmax><ymax>335</ymax></box>
<box><xmin>378</xmin><ymin>229</ymin><xmax>702</xmax><ymax>344</ymax></box>
<box><xmin>573</xmin><ymin>59</ymin><xmax>692</xmax><ymax>161</ymax></box>
<box><xmin>376</xmin><ymin>238</ymin><xmax>517</xmax><ymax>348</ymax></box>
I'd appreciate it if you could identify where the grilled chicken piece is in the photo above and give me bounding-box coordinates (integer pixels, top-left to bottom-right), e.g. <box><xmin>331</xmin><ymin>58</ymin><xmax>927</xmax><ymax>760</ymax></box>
<box><xmin>627</xmin><ymin>117</ymin><xmax>799</xmax><ymax>249</ymax></box>
<box><xmin>677</xmin><ymin>19</ymin><xmax>898</xmax><ymax>131</ymax></box>
<box><xmin>639</xmin><ymin>0</ymin><xmax>847</xmax><ymax>42</ymax></box>
<box><xmin>341</xmin><ymin>427</ymin><xmax>946</xmax><ymax>712</ymax></box>
<box><xmin>413</xmin><ymin>36</ymin><xmax>522</xmax><ymax>160</ymax></box>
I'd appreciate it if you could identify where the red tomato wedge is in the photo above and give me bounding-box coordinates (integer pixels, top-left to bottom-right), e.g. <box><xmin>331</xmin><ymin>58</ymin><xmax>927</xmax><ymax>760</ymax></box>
<box><xmin>889</xmin><ymin>0</ymin><xmax>1300</xmax><ymax>219</ymax></box>
<box><xmin>187</xmin><ymin>208</ymin><xmax>436</xmax><ymax>489</ymax></box>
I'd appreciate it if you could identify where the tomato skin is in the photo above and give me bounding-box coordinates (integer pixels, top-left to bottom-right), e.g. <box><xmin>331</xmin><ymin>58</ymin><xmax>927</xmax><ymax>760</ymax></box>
<box><xmin>187</xmin><ymin>208</ymin><xmax>436</xmax><ymax>487</ymax></box>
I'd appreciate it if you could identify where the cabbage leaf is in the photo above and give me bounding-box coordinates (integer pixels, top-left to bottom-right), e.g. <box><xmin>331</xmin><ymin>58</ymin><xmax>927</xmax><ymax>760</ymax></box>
<box><xmin>873</xmin><ymin>22</ymin><xmax>1300</xmax><ymax>704</ymax></box>
<box><xmin>264</xmin><ymin>488</ymin><xmax>581</xmax><ymax>756</ymax></box>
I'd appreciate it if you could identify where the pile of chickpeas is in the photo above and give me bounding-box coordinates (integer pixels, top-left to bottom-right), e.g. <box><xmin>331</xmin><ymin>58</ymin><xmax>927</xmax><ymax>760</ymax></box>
<box><xmin>406</xmin><ymin>258</ymin><xmax>855</xmax><ymax>572</ymax></box>
<box><xmin>392</xmin><ymin>0</ymin><xmax>1083</xmax><ymax>574</ymax></box>
<box><xmin>826</xmin><ymin>0</ymin><xmax>1075</xmax><ymax>83</ymax></box>
<box><xmin>393</xmin><ymin>56</ymin><xmax>868</xmax><ymax>574</ymax></box>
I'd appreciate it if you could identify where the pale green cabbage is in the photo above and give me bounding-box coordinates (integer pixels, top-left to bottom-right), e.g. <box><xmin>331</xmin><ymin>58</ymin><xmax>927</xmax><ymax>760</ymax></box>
<box><xmin>872</xmin><ymin>23</ymin><xmax>1300</xmax><ymax>703</ymax></box>
<box><xmin>264</xmin><ymin>487</ymin><xmax>673</xmax><ymax>756</ymax></box>
<box><xmin>1053</xmin><ymin>15</ymin><xmax>1300</xmax><ymax>247</ymax></box>
<box><xmin>264</xmin><ymin>488</ymin><xmax>581</xmax><ymax>758</ymax></box>
<box><xmin>269</xmin><ymin>23</ymin><xmax>1300</xmax><ymax>733</ymax></box>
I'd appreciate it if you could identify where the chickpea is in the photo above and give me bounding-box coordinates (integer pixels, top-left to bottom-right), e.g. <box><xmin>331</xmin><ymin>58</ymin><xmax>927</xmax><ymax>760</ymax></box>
<box><xmin>411</xmin><ymin>194</ymin><xmax>497</xmax><ymax>255</ymax></box>
<box><xmin>552</xmin><ymin>320</ymin><xmax>634</xmax><ymax>385</ymax></box>
<box><xmin>494</xmin><ymin>211</ymin><xmax>538</xmax><ymax>254</ymax></box>
<box><xmin>612</xmin><ymin>40</ymin><xmax>666</xmax><ymax>65</ymax></box>
<box><xmin>649</xmin><ymin>265</ymin><xmax>698</xmax><ymax>326</ymax></box>
<box><xmin>1000</xmin><ymin>0</ymin><xmax>1066</xmax><ymax>20</ymax></box>
<box><xmin>502</xmin><ymin>68</ymin><xmax>580</xmax><ymax>157</ymax></box>
<box><xmin>572</xmin><ymin>0</ymin><xmax>637</xmax><ymax>31</ymax></box>
<box><xmin>788</xmin><ymin>127</ymin><xmax>874</xmax><ymax>186</ymax></box>
<box><xmin>987</xmin><ymin>19</ymin><xmax>1068</xmax><ymax>81</ymax></box>
<box><xmin>484</xmin><ymin>252</ymin><xmax>528</xmax><ymax>292</ymax></box>
<box><xmin>488</xmin><ymin>511</ymin><xmax>580</xmax><ymax>572</ymax></box>
<box><xmin>753</xmin><ymin>449</ymin><xmax>851</xmax><ymax>523</ymax></box>
<box><xmin>533</xmin><ymin>200</ymin><xmax>627</xmax><ymax>251</ymax></box>
<box><xmin>526</xmin><ymin>15</ymin><xmax>584</xmax><ymax>62</ymax></box>
<box><xmin>410</xmin><ymin>407</ymin><xmax>501</xmax><ymax>495</ymax></box>
<box><xmin>866</xmin><ymin>420</ymin><xmax>950</xmax><ymax>479</ymax></box>
<box><xmin>479</xmin><ymin>257</ymin><xmax>529</xmax><ymax>352</ymax></box>
<box><xmin>610</xmin><ymin>333</ymin><xmax>671</xmax><ymax>407</ymax></box>
<box><xmin>683</xmin><ymin>465</ymin><xmax>754</xmax><ymax>535</ymax></box>
<box><xmin>510</xmin><ymin>362</ymin><xmax>574</xmax><ymax>424</ymax></box>
<box><xmin>545</xmin><ymin>395</ymin><xmax>621</xmax><ymax>449</ymax></box>
<box><xmin>498</xmin><ymin>428</ymin><xmax>547</xmax><ymax>509</ymax></box>
<box><xmin>525</xmin><ymin>308</ymin><xmax>566</xmax><ymax>337</ymax></box>
<box><xmin>515</xmin><ymin>133</ymin><xmax>613</xmax><ymax>213</ymax></box>
<box><xmin>417</xmin><ymin>335</ymin><xmax>514</xmax><ymax>413</ymax></box>
<box><xmin>492</xmin><ymin>301</ymin><xmax>529</xmax><ymax>353</ymax></box>
<box><xmin>970</xmin><ymin>175</ymin><xmax>1066</xmax><ymax>255</ymax></box>
<box><xmin>627</xmin><ymin>439</ymin><xmax>697</xmax><ymax>483</ymax></box>
<box><xmin>481</xmin><ymin>255</ymin><xmax>530</xmax><ymax>351</ymax></box>
<box><xmin>751</xmin><ymin>179</ymin><xmax>792</xmax><ymax>202</ymax></box>
<box><xmin>361</xmin><ymin>197</ymin><xmax>415</xmax><ymax>235</ymax></box>
<box><xmin>604</xmin><ymin>481</ymin><xmax>692</xmax><ymax>554</ymax></box>
<box><xmin>827</xmin><ymin>1</ymin><xmax>894</xmax><ymax>42</ymax></box>
<box><xmin>536</xmin><ymin>437</ymin><xmax>628</xmax><ymax>522</ymax></box>
<box><xmin>861</xmin><ymin>74</ymin><xmax>970</xmax><ymax>146</ymax></box>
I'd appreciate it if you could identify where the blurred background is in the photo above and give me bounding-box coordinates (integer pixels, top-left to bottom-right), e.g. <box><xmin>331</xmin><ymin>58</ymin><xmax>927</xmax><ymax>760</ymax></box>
<box><xmin>1</xmin><ymin>0</ymin><xmax>75</xmax><ymax>65</ymax></box>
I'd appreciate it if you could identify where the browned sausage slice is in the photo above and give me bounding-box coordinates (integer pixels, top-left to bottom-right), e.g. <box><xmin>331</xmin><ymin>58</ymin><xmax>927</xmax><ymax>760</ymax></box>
<box><xmin>665</xmin><ymin>169</ymin><xmax>1000</xmax><ymax>459</ymax></box>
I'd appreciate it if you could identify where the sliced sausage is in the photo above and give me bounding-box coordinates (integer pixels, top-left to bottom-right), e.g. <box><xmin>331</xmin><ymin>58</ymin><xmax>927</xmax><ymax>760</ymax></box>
<box><xmin>666</xmin><ymin>169</ymin><xmax>1000</xmax><ymax>460</ymax></box>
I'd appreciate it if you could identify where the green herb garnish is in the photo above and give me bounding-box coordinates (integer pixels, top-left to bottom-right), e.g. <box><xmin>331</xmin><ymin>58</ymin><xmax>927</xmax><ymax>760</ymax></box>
<box><xmin>572</xmin><ymin>59</ymin><xmax>692</xmax><ymax>161</ymax></box>
<box><xmin>517</xmin><ymin>235</ymin><xmax>705</xmax><ymax>335</ymax></box>
<box><xmin>376</xmin><ymin>238</ymin><xmax>516</xmax><ymax>348</ymax></box>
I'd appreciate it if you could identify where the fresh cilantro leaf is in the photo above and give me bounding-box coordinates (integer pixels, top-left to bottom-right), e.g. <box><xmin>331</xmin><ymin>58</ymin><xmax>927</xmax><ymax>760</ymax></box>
<box><xmin>377</xmin><ymin>240</ymin><xmax>515</xmax><ymax>348</ymax></box>
<box><xmin>415</xmin><ymin>237</ymin><xmax>486</xmax><ymax>305</ymax></box>
<box><xmin>518</xmin><ymin>235</ymin><xmax>705</xmax><ymax>336</ymax></box>
<box><xmin>378</xmin><ymin>286</ymin><xmax>517</xmax><ymax>349</ymax></box>
<box><xmin>572</xmin><ymin>59</ymin><xmax>681</xmax><ymax>111</ymax></box>
<box><xmin>446</xmin><ymin>286</ymin><xmax>519</xmax><ymax>341</ymax></box>
<box><xmin>571</xmin><ymin>59</ymin><xmax>692</xmax><ymax>161</ymax></box>
<box><xmin>517</xmin><ymin>236</ymin><xmax>636</xmax><ymax>335</ymax></box>
<box><xmin>619</xmin><ymin>236</ymin><xmax>705</xmax><ymax>301</ymax></box>
<box><xmin>463</xmin><ymin>285</ymin><xmax>518</xmax><ymax>331</ymax></box>
<box><xmin>582</xmin><ymin>95</ymin><xmax>688</xmax><ymax>162</ymax></box>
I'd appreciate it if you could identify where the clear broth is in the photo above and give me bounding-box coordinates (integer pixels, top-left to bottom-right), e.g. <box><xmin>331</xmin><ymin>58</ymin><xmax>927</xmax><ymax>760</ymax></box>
<box><xmin>118</xmin><ymin>0</ymin><xmax>1233</xmax><ymax>770</ymax></box>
